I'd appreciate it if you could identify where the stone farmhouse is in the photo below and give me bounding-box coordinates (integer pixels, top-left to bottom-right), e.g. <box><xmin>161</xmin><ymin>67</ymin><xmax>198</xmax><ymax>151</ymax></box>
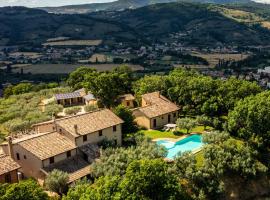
<box><xmin>133</xmin><ymin>92</ymin><xmax>180</xmax><ymax>129</ymax></box>
<box><xmin>0</xmin><ymin>109</ymin><xmax>123</xmax><ymax>184</ymax></box>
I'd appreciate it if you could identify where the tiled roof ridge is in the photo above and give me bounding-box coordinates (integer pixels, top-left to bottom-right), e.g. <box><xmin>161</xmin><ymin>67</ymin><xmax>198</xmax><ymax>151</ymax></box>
<box><xmin>55</xmin><ymin>108</ymin><xmax>106</xmax><ymax>123</ymax></box>
<box><xmin>33</xmin><ymin>108</ymin><xmax>107</xmax><ymax>127</ymax></box>
<box><xmin>13</xmin><ymin>131</ymin><xmax>56</xmax><ymax>144</ymax></box>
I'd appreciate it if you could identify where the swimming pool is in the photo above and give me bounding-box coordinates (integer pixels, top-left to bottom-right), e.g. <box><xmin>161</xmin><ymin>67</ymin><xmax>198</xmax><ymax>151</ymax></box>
<box><xmin>156</xmin><ymin>134</ymin><xmax>204</xmax><ymax>159</ymax></box>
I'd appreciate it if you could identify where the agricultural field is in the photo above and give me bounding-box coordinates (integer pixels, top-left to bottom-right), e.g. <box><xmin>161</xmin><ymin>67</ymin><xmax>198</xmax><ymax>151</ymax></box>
<box><xmin>12</xmin><ymin>63</ymin><xmax>143</xmax><ymax>74</ymax></box>
<box><xmin>9</xmin><ymin>52</ymin><xmax>43</xmax><ymax>59</ymax></box>
<box><xmin>89</xmin><ymin>53</ymin><xmax>113</xmax><ymax>63</ymax></box>
<box><xmin>191</xmin><ymin>52</ymin><xmax>249</xmax><ymax>67</ymax></box>
<box><xmin>42</xmin><ymin>39</ymin><xmax>102</xmax><ymax>46</ymax></box>
<box><xmin>211</xmin><ymin>6</ymin><xmax>270</xmax><ymax>30</ymax></box>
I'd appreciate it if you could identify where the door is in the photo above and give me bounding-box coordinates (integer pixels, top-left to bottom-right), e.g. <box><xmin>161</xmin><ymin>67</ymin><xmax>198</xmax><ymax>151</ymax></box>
<box><xmin>153</xmin><ymin>119</ymin><xmax>157</xmax><ymax>128</ymax></box>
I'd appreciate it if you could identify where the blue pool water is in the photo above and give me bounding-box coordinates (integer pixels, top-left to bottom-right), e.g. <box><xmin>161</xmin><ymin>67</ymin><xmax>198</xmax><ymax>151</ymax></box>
<box><xmin>157</xmin><ymin>134</ymin><xmax>204</xmax><ymax>159</ymax></box>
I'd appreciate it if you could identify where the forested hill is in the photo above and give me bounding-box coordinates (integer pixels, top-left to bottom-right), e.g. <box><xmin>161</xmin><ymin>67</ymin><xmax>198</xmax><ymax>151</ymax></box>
<box><xmin>1</xmin><ymin>2</ymin><xmax>270</xmax><ymax>47</ymax></box>
<box><xmin>90</xmin><ymin>2</ymin><xmax>270</xmax><ymax>47</ymax></box>
<box><xmin>41</xmin><ymin>0</ymin><xmax>252</xmax><ymax>14</ymax></box>
<box><xmin>0</xmin><ymin>7</ymin><xmax>140</xmax><ymax>46</ymax></box>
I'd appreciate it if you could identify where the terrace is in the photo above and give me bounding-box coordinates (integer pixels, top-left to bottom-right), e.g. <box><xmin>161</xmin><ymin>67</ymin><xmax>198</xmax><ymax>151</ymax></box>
<box><xmin>43</xmin><ymin>155</ymin><xmax>91</xmax><ymax>184</ymax></box>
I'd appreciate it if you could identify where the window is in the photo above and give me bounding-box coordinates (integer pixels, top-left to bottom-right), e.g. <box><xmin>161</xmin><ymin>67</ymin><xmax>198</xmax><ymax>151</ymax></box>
<box><xmin>127</xmin><ymin>101</ymin><xmax>130</xmax><ymax>107</ymax></box>
<box><xmin>24</xmin><ymin>155</ymin><xmax>27</xmax><ymax>159</ymax></box>
<box><xmin>5</xmin><ymin>173</ymin><xmax>11</xmax><ymax>183</ymax></box>
<box><xmin>67</xmin><ymin>151</ymin><xmax>71</xmax><ymax>158</ymax></box>
<box><xmin>99</xmin><ymin>130</ymin><xmax>103</xmax><ymax>137</ymax></box>
<box><xmin>173</xmin><ymin>113</ymin><xmax>177</xmax><ymax>118</ymax></box>
<box><xmin>16</xmin><ymin>153</ymin><xmax>20</xmax><ymax>160</ymax></box>
<box><xmin>153</xmin><ymin>119</ymin><xmax>157</xmax><ymax>128</ymax></box>
<box><xmin>49</xmin><ymin>157</ymin><xmax>54</xmax><ymax>164</ymax></box>
<box><xmin>83</xmin><ymin>135</ymin><xmax>87</xmax><ymax>142</ymax></box>
<box><xmin>59</xmin><ymin>129</ymin><xmax>62</xmax><ymax>133</ymax></box>
<box><xmin>113</xmin><ymin>125</ymin><xmax>117</xmax><ymax>132</ymax></box>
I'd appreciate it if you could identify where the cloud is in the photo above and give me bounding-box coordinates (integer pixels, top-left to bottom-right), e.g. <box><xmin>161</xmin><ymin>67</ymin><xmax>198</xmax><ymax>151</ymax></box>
<box><xmin>0</xmin><ymin>0</ymin><xmax>116</xmax><ymax>7</ymax></box>
<box><xmin>253</xmin><ymin>0</ymin><xmax>270</xmax><ymax>3</ymax></box>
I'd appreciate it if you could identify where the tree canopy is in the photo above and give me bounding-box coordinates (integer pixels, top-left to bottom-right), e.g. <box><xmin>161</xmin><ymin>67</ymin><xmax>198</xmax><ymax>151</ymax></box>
<box><xmin>0</xmin><ymin>179</ymin><xmax>49</xmax><ymax>200</ymax></box>
<box><xmin>228</xmin><ymin>91</ymin><xmax>270</xmax><ymax>149</ymax></box>
<box><xmin>113</xmin><ymin>105</ymin><xmax>137</xmax><ymax>137</ymax></box>
<box><xmin>91</xmin><ymin>136</ymin><xmax>166</xmax><ymax>177</ymax></box>
<box><xmin>67</xmin><ymin>66</ymin><xmax>133</xmax><ymax>108</ymax></box>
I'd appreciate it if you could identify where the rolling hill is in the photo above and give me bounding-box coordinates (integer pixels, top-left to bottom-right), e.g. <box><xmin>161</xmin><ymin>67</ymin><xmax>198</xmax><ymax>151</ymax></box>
<box><xmin>90</xmin><ymin>2</ymin><xmax>270</xmax><ymax>46</ymax></box>
<box><xmin>40</xmin><ymin>0</ymin><xmax>252</xmax><ymax>14</ymax></box>
<box><xmin>1</xmin><ymin>2</ymin><xmax>270</xmax><ymax>47</ymax></box>
<box><xmin>0</xmin><ymin>7</ymin><xmax>140</xmax><ymax>46</ymax></box>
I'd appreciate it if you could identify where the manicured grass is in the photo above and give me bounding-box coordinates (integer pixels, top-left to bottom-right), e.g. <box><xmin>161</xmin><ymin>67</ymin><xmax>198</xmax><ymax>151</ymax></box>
<box><xmin>140</xmin><ymin>125</ymin><xmax>213</xmax><ymax>139</ymax></box>
<box><xmin>139</xmin><ymin>130</ymin><xmax>182</xmax><ymax>139</ymax></box>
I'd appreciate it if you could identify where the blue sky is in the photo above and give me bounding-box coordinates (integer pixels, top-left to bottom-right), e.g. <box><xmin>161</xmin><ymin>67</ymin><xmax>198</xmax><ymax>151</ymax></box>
<box><xmin>0</xmin><ymin>0</ymin><xmax>116</xmax><ymax>7</ymax></box>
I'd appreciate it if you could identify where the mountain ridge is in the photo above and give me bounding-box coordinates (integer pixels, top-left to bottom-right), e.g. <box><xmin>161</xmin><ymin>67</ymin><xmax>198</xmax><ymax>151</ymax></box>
<box><xmin>40</xmin><ymin>0</ymin><xmax>252</xmax><ymax>14</ymax></box>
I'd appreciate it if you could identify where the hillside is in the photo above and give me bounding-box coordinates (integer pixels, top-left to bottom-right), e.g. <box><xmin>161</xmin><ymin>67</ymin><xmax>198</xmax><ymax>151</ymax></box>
<box><xmin>2</xmin><ymin>3</ymin><xmax>270</xmax><ymax>47</ymax></box>
<box><xmin>90</xmin><ymin>2</ymin><xmax>270</xmax><ymax>46</ymax></box>
<box><xmin>0</xmin><ymin>7</ymin><xmax>140</xmax><ymax>46</ymax></box>
<box><xmin>40</xmin><ymin>0</ymin><xmax>252</xmax><ymax>14</ymax></box>
<box><xmin>41</xmin><ymin>0</ymin><xmax>178</xmax><ymax>14</ymax></box>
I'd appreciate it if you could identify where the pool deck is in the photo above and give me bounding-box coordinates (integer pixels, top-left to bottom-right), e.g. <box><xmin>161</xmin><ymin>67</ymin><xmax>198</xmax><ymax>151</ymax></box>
<box><xmin>152</xmin><ymin>132</ymin><xmax>203</xmax><ymax>143</ymax></box>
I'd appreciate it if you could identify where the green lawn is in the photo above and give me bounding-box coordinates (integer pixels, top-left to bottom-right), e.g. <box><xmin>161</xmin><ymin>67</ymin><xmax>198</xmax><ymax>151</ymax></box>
<box><xmin>140</xmin><ymin>125</ymin><xmax>212</xmax><ymax>139</ymax></box>
<box><xmin>138</xmin><ymin>130</ymin><xmax>181</xmax><ymax>139</ymax></box>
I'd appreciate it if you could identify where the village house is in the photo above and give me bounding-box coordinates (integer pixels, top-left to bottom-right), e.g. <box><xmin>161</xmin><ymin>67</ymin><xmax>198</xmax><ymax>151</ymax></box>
<box><xmin>133</xmin><ymin>92</ymin><xmax>180</xmax><ymax>129</ymax></box>
<box><xmin>0</xmin><ymin>109</ymin><xmax>123</xmax><ymax>184</ymax></box>
<box><xmin>118</xmin><ymin>94</ymin><xmax>135</xmax><ymax>108</ymax></box>
<box><xmin>55</xmin><ymin>88</ymin><xmax>97</xmax><ymax>107</ymax></box>
<box><xmin>0</xmin><ymin>154</ymin><xmax>21</xmax><ymax>184</ymax></box>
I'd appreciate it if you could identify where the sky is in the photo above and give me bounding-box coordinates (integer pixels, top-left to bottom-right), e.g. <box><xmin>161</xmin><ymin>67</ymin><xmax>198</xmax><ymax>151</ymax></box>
<box><xmin>0</xmin><ymin>0</ymin><xmax>116</xmax><ymax>7</ymax></box>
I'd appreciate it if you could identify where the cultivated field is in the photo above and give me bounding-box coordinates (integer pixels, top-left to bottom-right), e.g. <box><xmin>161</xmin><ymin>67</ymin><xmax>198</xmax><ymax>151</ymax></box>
<box><xmin>12</xmin><ymin>63</ymin><xmax>143</xmax><ymax>74</ymax></box>
<box><xmin>9</xmin><ymin>52</ymin><xmax>43</xmax><ymax>59</ymax></box>
<box><xmin>89</xmin><ymin>53</ymin><xmax>113</xmax><ymax>63</ymax></box>
<box><xmin>191</xmin><ymin>52</ymin><xmax>249</xmax><ymax>67</ymax></box>
<box><xmin>43</xmin><ymin>40</ymin><xmax>102</xmax><ymax>46</ymax></box>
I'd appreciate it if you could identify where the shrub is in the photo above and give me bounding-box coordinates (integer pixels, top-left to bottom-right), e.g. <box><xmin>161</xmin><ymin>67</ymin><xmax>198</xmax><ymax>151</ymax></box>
<box><xmin>44</xmin><ymin>170</ymin><xmax>69</xmax><ymax>195</ymax></box>
<box><xmin>64</xmin><ymin>106</ymin><xmax>81</xmax><ymax>115</ymax></box>
<box><xmin>84</xmin><ymin>104</ymin><xmax>98</xmax><ymax>112</ymax></box>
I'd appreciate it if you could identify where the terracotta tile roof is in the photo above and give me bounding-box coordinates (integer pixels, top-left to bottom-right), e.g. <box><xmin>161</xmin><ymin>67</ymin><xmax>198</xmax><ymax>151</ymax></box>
<box><xmin>119</xmin><ymin>94</ymin><xmax>135</xmax><ymax>101</ymax></box>
<box><xmin>56</xmin><ymin>109</ymin><xmax>124</xmax><ymax>136</ymax></box>
<box><xmin>137</xmin><ymin>92</ymin><xmax>179</xmax><ymax>118</ymax></box>
<box><xmin>0</xmin><ymin>155</ymin><xmax>20</xmax><ymax>175</ymax></box>
<box><xmin>43</xmin><ymin>155</ymin><xmax>91</xmax><ymax>183</ymax></box>
<box><xmin>18</xmin><ymin>132</ymin><xmax>76</xmax><ymax>160</ymax></box>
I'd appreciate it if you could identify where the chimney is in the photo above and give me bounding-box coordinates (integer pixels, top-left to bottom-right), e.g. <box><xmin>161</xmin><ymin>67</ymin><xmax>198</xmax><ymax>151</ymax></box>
<box><xmin>52</xmin><ymin>113</ymin><xmax>57</xmax><ymax>131</ymax></box>
<box><xmin>74</xmin><ymin>124</ymin><xmax>78</xmax><ymax>135</ymax></box>
<box><xmin>7</xmin><ymin>136</ymin><xmax>14</xmax><ymax>159</ymax></box>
